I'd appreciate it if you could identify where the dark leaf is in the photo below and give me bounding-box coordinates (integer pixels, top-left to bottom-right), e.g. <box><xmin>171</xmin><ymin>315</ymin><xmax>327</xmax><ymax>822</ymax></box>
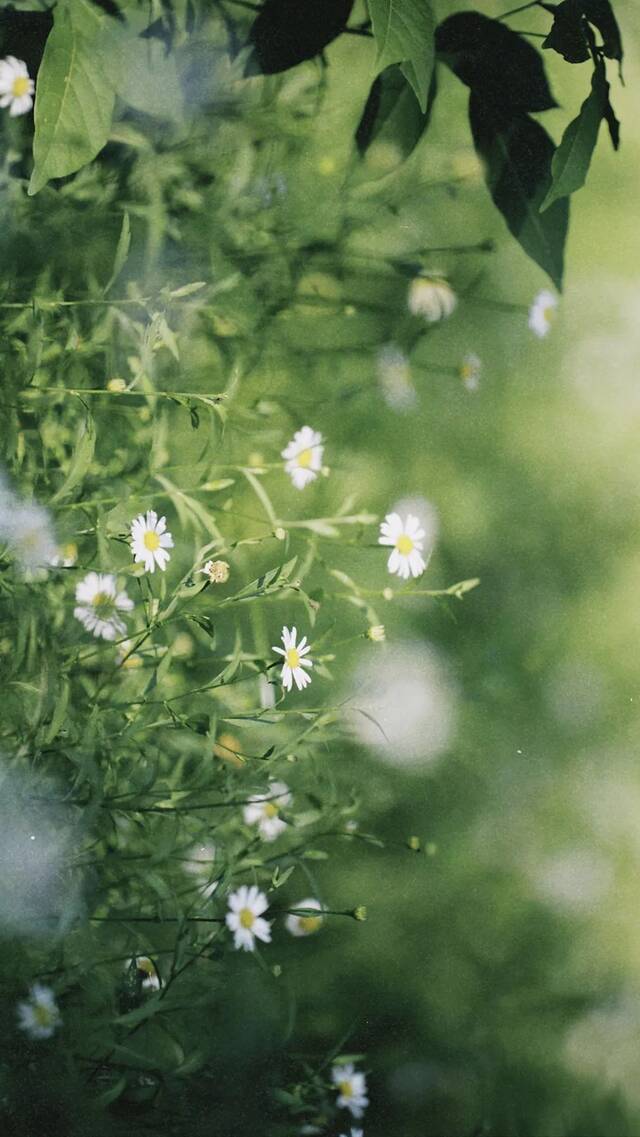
<box><xmin>246</xmin><ymin>0</ymin><xmax>354</xmax><ymax>76</ymax></box>
<box><xmin>542</xmin><ymin>0</ymin><xmax>590</xmax><ymax>63</ymax></box>
<box><xmin>87</xmin><ymin>0</ymin><xmax>125</xmax><ymax>21</ymax></box>
<box><xmin>355</xmin><ymin>64</ymin><xmax>437</xmax><ymax>160</ymax></box>
<box><xmin>469</xmin><ymin>93</ymin><xmax>569</xmax><ymax>289</ymax></box>
<box><xmin>581</xmin><ymin>0</ymin><xmax>623</xmax><ymax>63</ymax></box>
<box><xmin>541</xmin><ymin>63</ymin><xmax>607</xmax><ymax>210</ymax></box>
<box><xmin>436</xmin><ymin>11</ymin><xmax>557</xmax><ymax>112</ymax></box>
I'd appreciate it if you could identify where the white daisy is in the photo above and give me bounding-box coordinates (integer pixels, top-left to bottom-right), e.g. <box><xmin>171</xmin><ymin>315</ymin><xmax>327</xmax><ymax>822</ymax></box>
<box><xmin>407</xmin><ymin>275</ymin><xmax>457</xmax><ymax>323</ymax></box>
<box><xmin>378</xmin><ymin>513</ymin><xmax>426</xmax><ymax>580</ymax></box>
<box><xmin>272</xmin><ymin>626</ymin><xmax>313</xmax><ymax>692</ymax></box>
<box><xmin>127</xmin><ymin>956</ymin><xmax>161</xmax><ymax>991</ymax></box>
<box><xmin>281</xmin><ymin>426</ymin><xmax>323</xmax><ymax>490</ymax></box>
<box><xmin>130</xmin><ymin>510</ymin><xmax>173</xmax><ymax>573</ymax></box>
<box><xmin>0</xmin><ymin>56</ymin><xmax>34</xmax><ymax>117</ymax></box>
<box><xmin>0</xmin><ymin>487</ymin><xmax>57</xmax><ymax>573</ymax></box>
<box><xmin>74</xmin><ymin>572</ymin><xmax>133</xmax><ymax>641</ymax></box>
<box><xmin>331</xmin><ymin>1063</ymin><xmax>369</xmax><ymax>1119</ymax></box>
<box><xmin>376</xmin><ymin>344</ymin><xmax>416</xmax><ymax>412</ymax></box>
<box><xmin>17</xmin><ymin>983</ymin><xmax>61</xmax><ymax>1040</ymax></box>
<box><xmin>244</xmin><ymin>780</ymin><xmax>292</xmax><ymax>842</ymax></box>
<box><xmin>183</xmin><ymin>842</ymin><xmax>219</xmax><ymax>898</ymax></box>
<box><xmin>226</xmin><ymin>884</ymin><xmax>272</xmax><ymax>952</ymax></box>
<box><xmin>528</xmin><ymin>289</ymin><xmax>558</xmax><ymax>338</ymax></box>
<box><xmin>285</xmin><ymin>897</ymin><xmax>324</xmax><ymax>937</ymax></box>
<box><xmin>460</xmin><ymin>352</ymin><xmax>482</xmax><ymax>392</ymax></box>
<box><xmin>198</xmin><ymin>559</ymin><xmax>230</xmax><ymax>584</ymax></box>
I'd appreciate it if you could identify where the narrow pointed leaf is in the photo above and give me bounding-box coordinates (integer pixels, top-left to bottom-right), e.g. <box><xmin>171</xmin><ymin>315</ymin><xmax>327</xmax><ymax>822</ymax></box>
<box><xmin>367</xmin><ymin>0</ymin><xmax>436</xmax><ymax>112</ymax></box>
<box><xmin>541</xmin><ymin>65</ymin><xmax>607</xmax><ymax>211</ymax></box>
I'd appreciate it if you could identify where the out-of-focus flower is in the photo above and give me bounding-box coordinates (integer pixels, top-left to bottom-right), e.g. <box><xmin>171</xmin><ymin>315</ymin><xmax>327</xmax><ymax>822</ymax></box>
<box><xmin>183</xmin><ymin>842</ymin><xmax>219</xmax><ymax>898</ymax></box>
<box><xmin>106</xmin><ymin>377</ymin><xmax>127</xmax><ymax>393</ymax></box>
<box><xmin>282</xmin><ymin>426</ymin><xmax>323</xmax><ymax>490</ymax></box>
<box><xmin>226</xmin><ymin>885</ymin><xmax>271</xmax><ymax>952</ymax></box>
<box><xmin>331</xmin><ymin>1063</ymin><xmax>369</xmax><ymax>1119</ymax></box>
<box><xmin>272</xmin><ymin>626</ymin><xmax>313</xmax><ymax>692</ymax></box>
<box><xmin>49</xmin><ymin>541</ymin><xmax>78</xmax><ymax>568</ymax></box>
<box><xmin>127</xmin><ymin>956</ymin><xmax>161</xmax><ymax>992</ymax></box>
<box><xmin>0</xmin><ymin>481</ymin><xmax>57</xmax><ymax>573</ymax></box>
<box><xmin>376</xmin><ymin>344</ymin><xmax>416</xmax><ymax>412</ymax></box>
<box><xmin>528</xmin><ymin>289</ymin><xmax>558</xmax><ymax>338</ymax></box>
<box><xmin>244</xmin><ymin>781</ymin><xmax>292</xmax><ymax>842</ymax></box>
<box><xmin>340</xmin><ymin>1130</ymin><xmax>364</xmax><ymax>1137</ymax></box>
<box><xmin>130</xmin><ymin>509</ymin><xmax>173</xmax><ymax>573</ymax></box>
<box><xmin>117</xmin><ymin>639</ymin><xmax>143</xmax><ymax>669</ymax></box>
<box><xmin>213</xmin><ymin>732</ymin><xmax>244</xmax><ymax>767</ymax></box>
<box><xmin>17</xmin><ymin>984</ymin><xmax>61</xmax><ymax>1039</ymax></box>
<box><xmin>366</xmin><ymin>625</ymin><xmax>386</xmax><ymax>643</ymax></box>
<box><xmin>0</xmin><ymin>56</ymin><xmax>34</xmax><ymax>116</ymax></box>
<box><xmin>285</xmin><ymin>897</ymin><xmax>323</xmax><ymax>937</ymax></box>
<box><xmin>459</xmin><ymin>352</ymin><xmax>482</xmax><ymax>392</ymax></box>
<box><xmin>74</xmin><ymin>572</ymin><xmax>133</xmax><ymax>641</ymax></box>
<box><xmin>199</xmin><ymin>558</ymin><xmax>230</xmax><ymax>584</ymax></box>
<box><xmin>378</xmin><ymin>512</ymin><xmax>426</xmax><ymax>580</ymax></box>
<box><xmin>408</xmin><ymin>275</ymin><xmax>456</xmax><ymax>323</ymax></box>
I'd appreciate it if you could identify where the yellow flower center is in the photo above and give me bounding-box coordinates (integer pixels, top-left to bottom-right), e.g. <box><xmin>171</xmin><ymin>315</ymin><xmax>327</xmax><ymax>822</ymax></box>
<box><xmin>285</xmin><ymin>647</ymin><xmax>300</xmax><ymax>669</ymax></box>
<box><xmin>239</xmin><ymin>907</ymin><xmax>255</xmax><ymax>929</ymax></box>
<box><xmin>460</xmin><ymin>363</ymin><xmax>472</xmax><ymax>381</ymax></box>
<box><xmin>396</xmin><ymin>534</ymin><xmax>414</xmax><ymax>556</ymax></box>
<box><xmin>12</xmin><ymin>76</ymin><xmax>30</xmax><ymax>98</ymax></box>
<box><xmin>263</xmin><ymin>802</ymin><xmax>279</xmax><ymax>819</ymax></box>
<box><xmin>339</xmin><ymin>1080</ymin><xmax>353</xmax><ymax>1098</ymax></box>
<box><xmin>33</xmin><ymin>1003</ymin><xmax>54</xmax><ymax>1028</ymax></box>
<box><xmin>543</xmin><ymin>305</ymin><xmax>556</xmax><ymax>324</ymax></box>
<box><xmin>143</xmin><ymin>530</ymin><xmax>160</xmax><ymax>551</ymax></box>
<box><xmin>136</xmin><ymin>957</ymin><xmax>155</xmax><ymax>977</ymax></box>
<box><xmin>297</xmin><ymin>448</ymin><xmax>313</xmax><ymax>468</ymax></box>
<box><xmin>299</xmin><ymin>915</ymin><xmax>322</xmax><ymax>934</ymax></box>
<box><xmin>92</xmin><ymin>591</ymin><xmax>114</xmax><ymax>617</ymax></box>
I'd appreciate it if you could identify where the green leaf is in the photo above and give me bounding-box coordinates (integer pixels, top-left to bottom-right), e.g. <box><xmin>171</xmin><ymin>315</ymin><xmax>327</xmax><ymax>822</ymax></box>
<box><xmin>104</xmin><ymin>209</ymin><xmax>130</xmax><ymax>295</ymax></box>
<box><xmin>541</xmin><ymin>64</ymin><xmax>607</xmax><ymax>211</ymax></box>
<box><xmin>355</xmin><ymin>64</ymin><xmax>437</xmax><ymax>161</ymax></box>
<box><xmin>469</xmin><ymin>95</ymin><xmax>569</xmax><ymax>290</ymax></box>
<box><xmin>367</xmin><ymin>0</ymin><xmax>435</xmax><ymax>111</ymax></box>
<box><xmin>51</xmin><ymin>413</ymin><xmax>96</xmax><ymax>502</ymax></box>
<box><xmin>29</xmin><ymin>3</ymin><xmax>115</xmax><ymax>195</ymax></box>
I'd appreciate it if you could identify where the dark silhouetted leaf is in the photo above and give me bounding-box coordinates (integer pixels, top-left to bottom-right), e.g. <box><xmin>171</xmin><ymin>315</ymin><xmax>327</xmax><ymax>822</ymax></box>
<box><xmin>368</xmin><ymin>0</ymin><xmax>436</xmax><ymax>112</ymax></box>
<box><xmin>581</xmin><ymin>0</ymin><xmax>622</xmax><ymax>63</ymax></box>
<box><xmin>469</xmin><ymin>93</ymin><xmax>568</xmax><ymax>288</ymax></box>
<box><xmin>87</xmin><ymin>0</ymin><xmax>124</xmax><ymax>21</ymax></box>
<box><xmin>246</xmin><ymin>0</ymin><xmax>354</xmax><ymax>75</ymax></box>
<box><xmin>436</xmin><ymin>11</ymin><xmax>557</xmax><ymax>112</ymax></box>
<box><xmin>541</xmin><ymin>63</ymin><xmax>608</xmax><ymax>210</ymax></box>
<box><xmin>355</xmin><ymin>64</ymin><xmax>437</xmax><ymax>160</ymax></box>
<box><xmin>542</xmin><ymin>0</ymin><xmax>590</xmax><ymax>63</ymax></box>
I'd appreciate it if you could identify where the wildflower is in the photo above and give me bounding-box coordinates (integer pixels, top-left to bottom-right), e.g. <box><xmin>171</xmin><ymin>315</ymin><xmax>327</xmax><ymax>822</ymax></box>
<box><xmin>528</xmin><ymin>289</ymin><xmax>558</xmax><ymax>338</ymax></box>
<box><xmin>106</xmin><ymin>377</ymin><xmax>127</xmax><ymax>392</ymax></box>
<box><xmin>0</xmin><ymin>56</ymin><xmax>34</xmax><ymax>117</ymax></box>
<box><xmin>117</xmin><ymin>639</ymin><xmax>143</xmax><ymax>669</ymax></box>
<box><xmin>183</xmin><ymin>843</ymin><xmax>219</xmax><ymax>897</ymax></box>
<box><xmin>213</xmin><ymin>732</ymin><xmax>244</xmax><ymax>767</ymax></box>
<box><xmin>74</xmin><ymin>572</ymin><xmax>133</xmax><ymax>641</ymax></box>
<box><xmin>199</xmin><ymin>559</ymin><xmax>230</xmax><ymax>584</ymax></box>
<box><xmin>244</xmin><ymin>780</ymin><xmax>292</xmax><ymax>841</ymax></box>
<box><xmin>376</xmin><ymin>344</ymin><xmax>416</xmax><ymax>412</ymax></box>
<box><xmin>378</xmin><ymin>513</ymin><xmax>426</xmax><ymax>580</ymax></box>
<box><xmin>130</xmin><ymin>509</ymin><xmax>173</xmax><ymax>573</ymax></box>
<box><xmin>285</xmin><ymin>898</ymin><xmax>323</xmax><ymax>937</ymax></box>
<box><xmin>331</xmin><ymin>1063</ymin><xmax>369</xmax><ymax>1119</ymax></box>
<box><xmin>226</xmin><ymin>885</ymin><xmax>271</xmax><ymax>952</ymax></box>
<box><xmin>272</xmin><ymin>626</ymin><xmax>313</xmax><ymax>692</ymax></box>
<box><xmin>366</xmin><ymin>625</ymin><xmax>385</xmax><ymax>643</ymax></box>
<box><xmin>17</xmin><ymin>984</ymin><xmax>61</xmax><ymax>1040</ymax></box>
<box><xmin>0</xmin><ymin>488</ymin><xmax>57</xmax><ymax>573</ymax></box>
<box><xmin>407</xmin><ymin>275</ymin><xmax>457</xmax><ymax>323</ymax></box>
<box><xmin>459</xmin><ymin>352</ymin><xmax>481</xmax><ymax>392</ymax></box>
<box><xmin>128</xmin><ymin>956</ymin><xmax>161</xmax><ymax>991</ymax></box>
<box><xmin>281</xmin><ymin>426</ymin><xmax>323</xmax><ymax>490</ymax></box>
<box><xmin>49</xmin><ymin>541</ymin><xmax>78</xmax><ymax>568</ymax></box>
<box><xmin>340</xmin><ymin>1130</ymin><xmax>364</xmax><ymax>1137</ymax></box>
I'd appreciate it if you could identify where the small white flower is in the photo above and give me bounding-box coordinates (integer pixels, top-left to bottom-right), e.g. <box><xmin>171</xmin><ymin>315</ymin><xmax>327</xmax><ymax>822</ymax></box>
<box><xmin>74</xmin><ymin>572</ymin><xmax>133</xmax><ymax>641</ymax></box>
<box><xmin>281</xmin><ymin>426</ymin><xmax>323</xmax><ymax>490</ymax></box>
<box><xmin>183</xmin><ymin>842</ymin><xmax>219</xmax><ymax>897</ymax></box>
<box><xmin>17</xmin><ymin>983</ymin><xmax>61</xmax><ymax>1040</ymax></box>
<box><xmin>130</xmin><ymin>509</ymin><xmax>173</xmax><ymax>573</ymax></box>
<box><xmin>378</xmin><ymin>513</ymin><xmax>426</xmax><ymax>580</ymax></box>
<box><xmin>126</xmin><ymin>956</ymin><xmax>161</xmax><ymax>992</ymax></box>
<box><xmin>0</xmin><ymin>56</ymin><xmax>34</xmax><ymax>117</ymax></box>
<box><xmin>272</xmin><ymin>626</ymin><xmax>313</xmax><ymax>692</ymax></box>
<box><xmin>376</xmin><ymin>344</ymin><xmax>416</xmax><ymax>412</ymax></box>
<box><xmin>226</xmin><ymin>884</ymin><xmax>271</xmax><ymax>952</ymax></box>
<box><xmin>198</xmin><ymin>559</ymin><xmax>230</xmax><ymax>584</ymax></box>
<box><xmin>460</xmin><ymin>352</ymin><xmax>482</xmax><ymax>392</ymax></box>
<box><xmin>528</xmin><ymin>289</ymin><xmax>558</xmax><ymax>338</ymax></box>
<box><xmin>0</xmin><ymin>485</ymin><xmax>57</xmax><ymax>573</ymax></box>
<box><xmin>49</xmin><ymin>541</ymin><xmax>78</xmax><ymax>568</ymax></box>
<box><xmin>366</xmin><ymin>625</ymin><xmax>385</xmax><ymax>643</ymax></box>
<box><xmin>340</xmin><ymin>1130</ymin><xmax>364</xmax><ymax>1137</ymax></box>
<box><xmin>331</xmin><ymin>1063</ymin><xmax>369</xmax><ymax>1119</ymax></box>
<box><xmin>407</xmin><ymin>275</ymin><xmax>457</xmax><ymax>323</ymax></box>
<box><xmin>285</xmin><ymin>897</ymin><xmax>324</xmax><ymax>937</ymax></box>
<box><xmin>244</xmin><ymin>780</ymin><xmax>292</xmax><ymax>842</ymax></box>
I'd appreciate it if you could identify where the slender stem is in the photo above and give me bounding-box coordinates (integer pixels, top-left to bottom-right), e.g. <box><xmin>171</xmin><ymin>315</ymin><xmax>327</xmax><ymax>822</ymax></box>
<box><xmin>498</xmin><ymin>0</ymin><xmax>542</xmax><ymax>19</ymax></box>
